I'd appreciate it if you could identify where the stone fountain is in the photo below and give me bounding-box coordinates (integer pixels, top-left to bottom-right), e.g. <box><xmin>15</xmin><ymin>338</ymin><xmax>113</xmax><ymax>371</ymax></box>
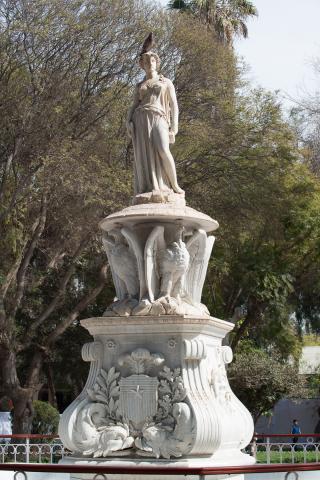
<box><xmin>59</xmin><ymin>33</ymin><xmax>254</xmax><ymax>479</ymax></box>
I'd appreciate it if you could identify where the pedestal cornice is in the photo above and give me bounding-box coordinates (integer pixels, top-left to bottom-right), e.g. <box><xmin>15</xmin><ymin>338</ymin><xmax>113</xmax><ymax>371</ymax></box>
<box><xmin>81</xmin><ymin>315</ymin><xmax>234</xmax><ymax>338</ymax></box>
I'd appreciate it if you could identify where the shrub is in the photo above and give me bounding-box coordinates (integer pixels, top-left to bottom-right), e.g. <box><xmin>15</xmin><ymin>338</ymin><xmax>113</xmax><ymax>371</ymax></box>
<box><xmin>32</xmin><ymin>401</ymin><xmax>60</xmax><ymax>435</ymax></box>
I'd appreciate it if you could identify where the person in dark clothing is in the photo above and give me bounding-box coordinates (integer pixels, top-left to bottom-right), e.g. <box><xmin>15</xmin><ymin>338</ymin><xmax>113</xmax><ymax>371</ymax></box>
<box><xmin>314</xmin><ymin>407</ymin><xmax>320</xmax><ymax>434</ymax></box>
<box><xmin>291</xmin><ymin>419</ymin><xmax>301</xmax><ymax>445</ymax></box>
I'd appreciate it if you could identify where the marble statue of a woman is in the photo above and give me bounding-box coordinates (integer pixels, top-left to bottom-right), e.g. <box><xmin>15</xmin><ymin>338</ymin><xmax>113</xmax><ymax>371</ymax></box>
<box><xmin>127</xmin><ymin>34</ymin><xmax>184</xmax><ymax>196</ymax></box>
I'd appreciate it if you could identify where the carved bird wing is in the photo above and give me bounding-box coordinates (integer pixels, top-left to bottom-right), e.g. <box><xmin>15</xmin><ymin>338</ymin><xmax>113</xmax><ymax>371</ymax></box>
<box><xmin>185</xmin><ymin>230</ymin><xmax>215</xmax><ymax>305</ymax></box>
<box><xmin>121</xmin><ymin>227</ymin><xmax>146</xmax><ymax>300</ymax></box>
<box><xmin>102</xmin><ymin>233</ymin><xmax>127</xmax><ymax>301</ymax></box>
<box><xmin>144</xmin><ymin>226</ymin><xmax>165</xmax><ymax>302</ymax></box>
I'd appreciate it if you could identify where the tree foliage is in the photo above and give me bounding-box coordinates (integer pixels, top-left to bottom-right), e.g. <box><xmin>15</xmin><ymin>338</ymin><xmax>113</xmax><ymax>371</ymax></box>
<box><xmin>32</xmin><ymin>400</ymin><xmax>60</xmax><ymax>435</ymax></box>
<box><xmin>168</xmin><ymin>0</ymin><xmax>258</xmax><ymax>44</ymax></box>
<box><xmin>228</xmin><ymin>344</ymin><xmax>308</xmax><ymax>422</ymax></box>
<box><xmin>0</xmin><ymin>0</ymin><xmax>319</xmax><ymax>432</ymax></box>
<box><xmin>0</xmin><ymin>0</ymin><xmax>158</xmax><ymax>432</ymax></box>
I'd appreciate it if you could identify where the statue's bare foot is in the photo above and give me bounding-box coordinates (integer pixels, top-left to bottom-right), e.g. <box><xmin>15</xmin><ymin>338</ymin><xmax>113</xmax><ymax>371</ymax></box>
<box><xmin>173</xmin><ymin>185</ymin><xmax>184</xmax><ymax>194</ymax></box>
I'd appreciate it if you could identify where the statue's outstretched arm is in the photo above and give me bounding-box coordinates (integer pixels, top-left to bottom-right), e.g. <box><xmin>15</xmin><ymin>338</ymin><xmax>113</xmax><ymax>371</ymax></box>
<box><xmin>167</xmin><ymin>80</ymin><xmax>179</xmax><ymax>136</ymax></box>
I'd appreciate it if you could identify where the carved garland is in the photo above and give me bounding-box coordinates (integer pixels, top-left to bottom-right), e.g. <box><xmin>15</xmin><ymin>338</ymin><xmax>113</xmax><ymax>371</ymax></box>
<box><xmin>74</xmin><ymin>351</ymin><xmax>193</xmax><ymax>459</ymax></box>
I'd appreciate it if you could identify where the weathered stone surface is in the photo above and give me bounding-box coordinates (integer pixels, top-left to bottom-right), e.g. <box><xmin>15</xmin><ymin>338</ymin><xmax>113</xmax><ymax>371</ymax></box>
<box><xmin>58</xmin><ymin>34</ymin><xmax>254</xmax><ymax>472</ymax></box>
<box><xmin>59</xmin><ymin>315</ymin><xmax>254</xmax><ymax>467</ymax></box>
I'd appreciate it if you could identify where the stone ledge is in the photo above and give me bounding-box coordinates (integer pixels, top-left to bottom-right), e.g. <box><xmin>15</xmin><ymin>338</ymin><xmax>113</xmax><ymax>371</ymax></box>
<box><xmin>99</xmin><ymin>203</ymin><xmax>219</xmax><ymax>233</ymax></box>
<box><xmin>81</xmin><ymin>315</ymin><xmax>234</xmax><ymax>337</ymax></box>
<box><xmin>132</xmin><ymin>190</ymin><xmax>186</xmax><ymax>207</ymax></box>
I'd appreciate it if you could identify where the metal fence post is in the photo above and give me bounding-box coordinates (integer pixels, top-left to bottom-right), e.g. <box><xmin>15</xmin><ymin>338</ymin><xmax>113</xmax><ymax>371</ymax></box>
<box><xmin>266</xmin><ymin>436</ymin><xmax>271</xmax><ymax>464</ymax></box>
<box><xmin>25</xmin><ymin>437</ymin><xmax>30</xmax><ymax>463</ymax></box>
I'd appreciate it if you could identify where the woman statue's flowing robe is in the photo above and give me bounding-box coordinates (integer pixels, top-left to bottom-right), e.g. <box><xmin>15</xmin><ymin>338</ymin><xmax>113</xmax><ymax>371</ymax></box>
<box><xmin>129</xmin><ymin>76</ymin><xmax>179</xmax><ymax>194</ymax></box>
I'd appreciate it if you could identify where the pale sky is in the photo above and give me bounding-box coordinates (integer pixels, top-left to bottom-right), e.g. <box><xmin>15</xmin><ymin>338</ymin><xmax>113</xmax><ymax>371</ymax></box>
<box><xmin>235</xmin><ymin>0</ymin><xmax>320</xmax><ymax>106</ymax></box>
<box><xmin>158</xmin><ymin>0</ymin><xmax>320</xmax><ymax>107</ymax></box>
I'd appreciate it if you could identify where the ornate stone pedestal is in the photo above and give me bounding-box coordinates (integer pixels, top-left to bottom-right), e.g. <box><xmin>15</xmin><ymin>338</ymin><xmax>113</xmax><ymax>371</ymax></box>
<box><xmin>59</xmin><ymin>315</ymin><xmax>254</xmax><ymax>480</ymax></box>
<box><xmin>58</xmin><ymin>33</ymin><xmax>254</xmax><ymax>480</ymax></box>
<box><xmin>59</xmin><ymin>200</ymin><xmax>255</xmax><ymax>479</ymax></box>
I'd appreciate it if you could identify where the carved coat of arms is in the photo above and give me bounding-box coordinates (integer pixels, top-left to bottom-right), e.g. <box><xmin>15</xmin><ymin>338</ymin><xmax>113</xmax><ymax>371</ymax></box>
<box><xmin>73</xmin><ymin>348</ymin><xmax>193</xmax><ymax>459</ymax></box>
<box><xmin>119</xmin><ymin>374</ymin><xmax>158</xmax><ymax>426</ymax></box>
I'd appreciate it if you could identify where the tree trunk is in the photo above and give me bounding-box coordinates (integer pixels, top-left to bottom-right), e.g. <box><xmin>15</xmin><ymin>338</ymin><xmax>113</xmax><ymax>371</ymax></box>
<box><xmin>231</xmin><ymin>296</ymin><xmax>265</xmax><ymax>351</ymax></box>
<box><xmin>0</xmin><ymin>263</ymin><xmax>108</xmax><ymax>432</ymax></box>
<box><xmin>11</xmin><ymin>388</ymin><xmax>34</xmax><ymax>434</ymax></box>
<box><xmin>45</xmin><ymin>363</ymin><xmax>58</xmax><ymax>408</ymax></box>
<box><xmin>0</xmin><ymin>344</ymin><xmax>35</xmax><ymax>434</ymax></box>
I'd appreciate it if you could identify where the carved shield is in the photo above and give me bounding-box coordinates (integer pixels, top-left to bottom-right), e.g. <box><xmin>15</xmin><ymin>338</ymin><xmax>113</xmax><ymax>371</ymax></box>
<box><xmin>119</xmin><ymin>374</ymin><xmax>158</xmax><ymax>426</ymax></box>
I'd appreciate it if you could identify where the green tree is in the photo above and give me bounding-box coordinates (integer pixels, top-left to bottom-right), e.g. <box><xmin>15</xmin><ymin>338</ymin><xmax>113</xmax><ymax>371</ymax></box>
<box><xmin>171</xmin><ymin>27</ymin><xmax>317</xmax><ymax>358</ymax></box>
<box><xmin>168</xmin><ymin>0</ymin><xmax>258</xmax><ymax>44</ymax></box>
<box><xmin>228</xmin><ymin>345</ymin><xmax>307</xmax><ymax>422</ymax></box>
<box><xmin>1</xmin><ymin>0</ymin><xmax>319</xmax><ymax>434</ymax></box>
<box><xmin>32</xmin><ymin>400</ymin><xmax>60</xmax><ymax>435</ymax></box>
<box><xmin>0</xmin><ymin>0</ymin><xmax>158</xmax><ymax>433</ymax></box>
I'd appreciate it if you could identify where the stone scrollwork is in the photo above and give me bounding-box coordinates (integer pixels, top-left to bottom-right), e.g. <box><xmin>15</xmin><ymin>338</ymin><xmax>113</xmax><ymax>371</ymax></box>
<box><xmin>103</xmin><ymin>225</ymin><xmax>215</xmax><ymax>318</ymax></box>
<box><xmin>184</xmin><ymin>339</ymin><xmax>206</xmax><ymax>361</ymax></box>
<box><xmin>73</xmin><ymin>367</ymin><xmax>134</xmax><ymax>457</ymax></box>
<box><xmin>72</xmin><ymin>349</ymin><xmax>193</xmax><ymax>459</ymax></box>
<box><xmin>135</xmin><ymin>401</ymin><xmax>193</xmax><ymax>459</ymax></box>
<box><xmin>82</xmin><ymin>342</ymin><xmax>103</xmax><ymax>362</ymax></box>
<box><xmin>210</xmin><ymin>347</ymin><xmax>234</xmax><ymax>409</ymax></box>
<box><xmin>106</xmin><ymin>339</ymin><xmax>117</xmax><ymax>350</ymax></box>
<box><xmin>221</xmin><ymin>345</ymin><xmax>233</xmax><ymax>364</ymax></box>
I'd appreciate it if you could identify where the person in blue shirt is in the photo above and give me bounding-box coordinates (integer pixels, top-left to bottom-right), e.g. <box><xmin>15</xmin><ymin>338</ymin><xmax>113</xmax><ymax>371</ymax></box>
<box><xmin>291</xmin><ymin>419</ymin><xmax>301</xmax><ymax>445</ymax></box>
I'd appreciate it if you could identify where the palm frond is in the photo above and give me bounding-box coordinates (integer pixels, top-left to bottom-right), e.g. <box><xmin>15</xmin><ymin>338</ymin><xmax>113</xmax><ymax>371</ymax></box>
<box><xmin>167</xmin><ymin>0</ymin><xmax>191</xmax><ymax>10</ymax></box>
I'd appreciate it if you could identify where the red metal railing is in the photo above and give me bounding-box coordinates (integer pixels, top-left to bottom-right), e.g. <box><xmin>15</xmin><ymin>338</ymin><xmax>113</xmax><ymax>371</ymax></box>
<box><xmin>0</xmin><ymin>462</ymin><xmax>320</xmax><ymax>474</ymax></box>
<box><xmin>0</xmin><ymin>434</ymin><xmax>58</xmax><ymax>439</ymax></box>
<box><xmin>255</xmin><ymin>434</ymin><xmax>320</xmax><ymax>438</ymax></box>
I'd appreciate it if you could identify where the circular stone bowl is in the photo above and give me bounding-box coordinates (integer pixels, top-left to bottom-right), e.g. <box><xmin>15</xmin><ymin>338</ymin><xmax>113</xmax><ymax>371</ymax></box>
<box><xmin>99</xmin><ymin>203</ymin><xmax>219</xmax><ymax>233</ymax></box>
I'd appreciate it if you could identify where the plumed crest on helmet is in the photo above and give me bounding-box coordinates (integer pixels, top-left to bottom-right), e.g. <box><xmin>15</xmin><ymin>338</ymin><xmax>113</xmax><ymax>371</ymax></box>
<box><xmin>141</xmin><ymin>32</ymin><xmax>155</xmax><ymax>55</ymax></box>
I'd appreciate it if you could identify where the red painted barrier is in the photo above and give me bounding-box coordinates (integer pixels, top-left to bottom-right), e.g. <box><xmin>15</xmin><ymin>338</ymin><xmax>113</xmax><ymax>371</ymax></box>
<box><xmin>255</xmin><ymin>434</ymin><xmax>320</xmax><ymax>438</ymax></box>
<box><xmin>0</xmin><ymin>462</ymin><xmax>319</xmax><ymax>474</ymax></box>
<box><xmin>0</xmin><ymin>434</ymin><xmax>58</xmax><ymax>439</ymax></box>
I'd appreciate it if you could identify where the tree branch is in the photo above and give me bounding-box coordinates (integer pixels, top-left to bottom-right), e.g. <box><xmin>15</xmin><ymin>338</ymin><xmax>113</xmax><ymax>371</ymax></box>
<box><xmin>44</xmin><ymin>263</ymin><xmax>108</xmax><ymax>348</ymax></box>
<box><xmin>23</xmin><ymin>264</ymin><xmax>108</xmax><ymax>394</ymax></box>
<box><xmin>230</xmin><ymin>296</ymin><xmax>264</xmax><ymax>350</ymax></box>
<box><xmin>11</xmin><ymin>195</ymin><xmax>47</xmax><ymax>318</ymax></box>
<box><xmin>22</xmin><ymin>236</ymin><xmax>90</xmax><ymax>349</ymax></box>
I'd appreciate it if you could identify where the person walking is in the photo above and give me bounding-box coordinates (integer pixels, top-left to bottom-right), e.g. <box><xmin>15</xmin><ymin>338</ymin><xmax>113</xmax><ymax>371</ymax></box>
<box><xmin>291</xmin><ymin>419</ymin><xmax>301</xmax><ymax>446</ymax></box>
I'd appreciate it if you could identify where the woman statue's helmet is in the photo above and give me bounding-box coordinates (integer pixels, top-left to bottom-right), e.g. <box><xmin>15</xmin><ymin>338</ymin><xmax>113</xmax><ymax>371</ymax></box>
<box><xmin>139</xmin><ymin>32</ymin><xmax>160</xmax><ymax>70</ymax></box>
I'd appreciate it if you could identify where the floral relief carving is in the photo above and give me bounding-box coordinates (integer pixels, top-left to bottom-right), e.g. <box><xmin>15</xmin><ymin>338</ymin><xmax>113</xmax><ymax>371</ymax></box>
<box><xmin>167</xmin><ymin>338</ymin><xmax>177</xmax><ymax>349</ymax></box>
<box><xmin>73</xmin><ymin>349</ymin><xmax>193</xmax><ymax>459</ymax></box>
<box><xmin>106</xmin><ymin>339</ymin><xmax>117</xmax><ymax>350</ymax></box>
<box><xmin>210</xmin><ymin>349</ymin><xmax>234</xmax><ymax>411</ymax></box>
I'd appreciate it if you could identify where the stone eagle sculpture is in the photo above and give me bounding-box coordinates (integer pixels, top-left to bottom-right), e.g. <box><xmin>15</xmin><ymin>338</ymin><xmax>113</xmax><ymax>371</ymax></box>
<box><xmin>144</xmin><ymin>226</ymin><xmax>215</xmax><ymax>311</ymax></box>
